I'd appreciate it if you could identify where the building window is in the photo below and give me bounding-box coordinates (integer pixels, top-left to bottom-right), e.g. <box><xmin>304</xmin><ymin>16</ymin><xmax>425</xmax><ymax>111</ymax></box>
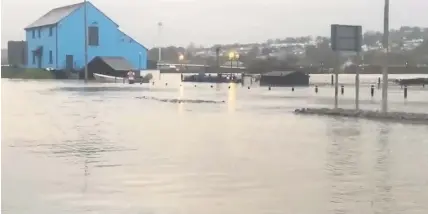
<box><xmin>49</xmin><ymin>51</ymin><xmax>53</xmax><ymax>64</ymax></box>
<box><xmin>88</xmin><ymin>26</ymin><xmax>99</xmax><ymax>46</ymax></box>
<box><xmin>32</xmin><ymin>52</ymin><xmax>36</xmax><ymax>64</ymax></box>
<box><xmin>49</xmin><ymin>27</ymin><xmax>53</xmax><ymax>36</ymax></box>
<box><xmin>38</xmin><ymin>28</ymin><xmax>41</xmax><ymax>38</ymax></box>
<box><xmin>32</xmin><ymin>30</ymin><xmax>35</xmax><ymax>39</ymax></box>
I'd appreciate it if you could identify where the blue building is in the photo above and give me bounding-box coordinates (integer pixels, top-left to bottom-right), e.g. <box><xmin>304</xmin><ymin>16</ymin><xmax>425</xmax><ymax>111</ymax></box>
<box><xmin>24</xmin><ymin>1</ymin><xmax>147</xmax><ymax>71</ymax></box>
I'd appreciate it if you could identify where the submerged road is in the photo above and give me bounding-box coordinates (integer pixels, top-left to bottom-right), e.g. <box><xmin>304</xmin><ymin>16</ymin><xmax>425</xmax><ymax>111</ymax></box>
<box><xmin>2</xmin><ymin>75</ymin><xmax>428</xmax><ymax>214</ymax></box>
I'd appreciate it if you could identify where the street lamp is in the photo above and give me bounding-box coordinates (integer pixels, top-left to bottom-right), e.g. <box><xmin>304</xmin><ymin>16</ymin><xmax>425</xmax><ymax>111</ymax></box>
<box><xmin>157</xmin><ymin>22</ymin><xmax>163</xmax><ymax>69</ymax></box>
<box><xmin>228</xmin><ymin>51</ymin><xmax>240</xmax><ymax>80</ymax></box>
<box><xmin>178</xmin><ymin>53</ymin><xmax>184</xmax><ymax>70</ymax></box>
<box><xmin>178</xmin><ymin>53</ymin><xmax>184</xmax><ymax>81</ymax></box>
<box><xmin>228</xmin><ymin>52</ymin><xmax>235</xmax><ymax>78</ymax></box>
<box><xmin>228</xmin><ymin>52</ymin><xmax>235</xmax><ymax>61</ymax></box>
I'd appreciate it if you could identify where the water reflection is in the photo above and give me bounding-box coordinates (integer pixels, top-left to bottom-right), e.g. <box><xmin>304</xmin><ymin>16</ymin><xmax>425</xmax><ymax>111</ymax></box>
<box><xmin>372</xmin><ymin>123</ymin><xmax>394</xmax><ymax>214</ymax></box>
<box><xmin>178</xmin><ymin>85</ymin><xmax>185</xmax><ymax>113</ymax></box>
<box><xmin>53</xmin><ymin>86</ymin><xmax>148</xmax><ymax>93</ymax></box>
<box><xmin>228</xmin><ymin>83</ymin><xmax>237</xmax><ymax>113</ymax></box>
<box><xmin>83</xmin><ymin>159</ymin><xmax>89</xmax><ymax>193</ymax></box>
<box><xmin>215</xmin><ymin>83</ymin><xmax>221</xmax><ymax>91</ymax></box>
<box><xmin>2</xmin><ymin>79</ymin><xmax>428</xmax><ymax>214</ymax></box>
<box><xmin>326</xmin><ymin>119</ymin><xmax>365</xmax><ymax>214</ymax></box>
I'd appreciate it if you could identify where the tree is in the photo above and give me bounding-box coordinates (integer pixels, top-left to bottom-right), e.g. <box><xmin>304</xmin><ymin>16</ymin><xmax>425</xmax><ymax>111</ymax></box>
<box><xmin>363</xmin><ymin>31</ymin><xmax>382</xmax><ymax>46</ymax></box>
<box><xmin>304</xmin><ymin>38</ymin><xmax>335</xmax><ymax>68</ymax></box>
<box><xmin>261</xmin><ymin>47</ymin><xmax>272</xmax><ymax>55</ymax></box>
<box><xmin>410</xmin><ymin>40</ymin><xmax>428</xmax><ymax>64</ymax></box>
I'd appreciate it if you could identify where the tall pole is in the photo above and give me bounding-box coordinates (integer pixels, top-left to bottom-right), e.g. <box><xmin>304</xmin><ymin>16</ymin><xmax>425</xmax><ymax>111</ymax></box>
<box><xmin>381</xmin><ymin>0</ymin><xmax>389</xmax><ymax>113</ymax></box>
<box><xmin>157</xmin><ymin>22</ymin><xmax>163</xmax><ymax>68</ymax></box>
<box><xmin>355</xmin><ymin>51</ymin><xmax>361</xmax><ymax>110</ymax></box>
<box><xmin>139</xmin><ymin>52</ymin><xmax>141</xmax><ymax>70</ymax></box>
<box><xmin>83</xmin><ymin>0</ymin><xmax>88</xmax><ymax>83</ymax></box>
<box><xmin>334</xmin><ymin>51</ymin><xmax>340</xmax><ymax>109</ymax></box>
<box><xmin>230</xmin><ymin>59</ymin><xmax>233</xmax><ymax>76</ymax></box>
<box><xmin>215</xmin><ymin>47</ymin><xmax>220</xmax><ymax>68</ymax></box>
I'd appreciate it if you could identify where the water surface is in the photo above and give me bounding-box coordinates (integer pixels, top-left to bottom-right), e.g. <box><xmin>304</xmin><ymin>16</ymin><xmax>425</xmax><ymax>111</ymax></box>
<box><xmin>2</xmin><ymin>74</ymin><xmax>428</xmax><ymax>214</ymax></box>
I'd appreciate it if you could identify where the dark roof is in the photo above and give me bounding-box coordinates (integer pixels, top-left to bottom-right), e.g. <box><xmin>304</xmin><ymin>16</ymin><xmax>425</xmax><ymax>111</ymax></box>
<box><xmin>262</xmin><ymin>71</ymin><xmax>298</xmax><ymax>77</ymax></box>
<box><xmin>25</xmin><ymin>2</ymin><xmax>119</xmax><ymax>30</ymax></box>
<box><xmin>98</xmin><ymin>56</ymin><xmax>133</xmax><ymax>71</ymax></box>
<box><xmin>25</xmin><ymin>3</ymin><xmax>84</xmax><ymax>29</ymax></box>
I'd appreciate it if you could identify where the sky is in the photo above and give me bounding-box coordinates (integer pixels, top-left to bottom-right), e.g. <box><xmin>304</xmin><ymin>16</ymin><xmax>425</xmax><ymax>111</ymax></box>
<box><xmin>1</xmin><ymin>0</ymin><xmax>427</xmax><ymax>48</ymax></box>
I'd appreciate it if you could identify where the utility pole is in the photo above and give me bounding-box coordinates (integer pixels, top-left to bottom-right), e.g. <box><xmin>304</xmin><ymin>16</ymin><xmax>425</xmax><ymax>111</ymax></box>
<box><xmin>355</xmin><ymin>51</ymin><xmax>361</xmax><ymax>110</ymax></box>
<box><xmin>157</xmin><ymin>22</ymin><xmax>163</xmax><ymax>68</ymax></box>
<box><xmin>83</xmin><ymin>0</ymin><xmax>88</xmax><ymax>83</ymax></box>
<box><xmin>381</xmin><ymin>0</ymin><xmax>389</xmax><ymax>113</ymax></box>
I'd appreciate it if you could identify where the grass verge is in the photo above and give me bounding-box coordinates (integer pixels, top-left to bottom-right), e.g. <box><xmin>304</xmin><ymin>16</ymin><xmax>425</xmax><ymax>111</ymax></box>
<box><xmin>1</xmin><ymin>66</ymin><xmax>55</xmax><ymax>79</ymax></box>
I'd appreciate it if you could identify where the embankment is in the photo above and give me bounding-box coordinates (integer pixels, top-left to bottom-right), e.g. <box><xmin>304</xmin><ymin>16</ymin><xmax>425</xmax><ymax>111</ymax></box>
<box><xmin>1</xmin><ymin>66</ymin><xmax>55</xmax><ymax>79</ymax></box>
<box><xmin>294</xmin><ymin>107</ymin><xmax>428</xmax><ymax>124</ymax></box>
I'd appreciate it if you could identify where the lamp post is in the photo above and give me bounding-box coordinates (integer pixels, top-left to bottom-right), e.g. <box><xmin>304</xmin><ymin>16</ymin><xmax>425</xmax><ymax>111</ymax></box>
<box><xmin>83</xmin><ymin>0</ymin><xmax>88</xmax><ymax>83</ymax></box>
<box><xmin>228</xmin><ymin>52</ymin><xmax>235</xmax><ymax>78</ymax></box>
<box><xmin>228</xmin><ymin>52</ymin><xmax>240</xmax><ymax>80</ymax></box>
<box><xmin>138</xmin><ymin>52</ymin><xmax>142</xmax><ymax>70</ymax></box>
<box><xmin>381</xmin><ymin>0</ymin><xmax>389</xmax><ymax>113</ymax></box>
<box><xmin>178</xmin><ymin>54</ymin><xmax>184</xmax><ymax>69</ymax></box>
<box><xmin>157</xmin><ymin>22</ymin><xmax>163</xmax><ymax>69</ymax></box>
<box><xmin>178</xmin><ymin>53</ymin><xmax>184</xmax><ymax>81</ymax></box>
<box><xmin>215</xmin><ymin>46</ymin><xmax>221</xmax><ymax>68</ymax></box>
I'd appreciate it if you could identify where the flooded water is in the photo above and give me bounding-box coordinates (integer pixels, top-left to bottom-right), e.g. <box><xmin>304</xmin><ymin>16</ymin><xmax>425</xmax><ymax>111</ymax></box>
<box><xmin>2</xmin><ymin>74</ymin><xmax>428</xmax><ymax>214</ymax></box>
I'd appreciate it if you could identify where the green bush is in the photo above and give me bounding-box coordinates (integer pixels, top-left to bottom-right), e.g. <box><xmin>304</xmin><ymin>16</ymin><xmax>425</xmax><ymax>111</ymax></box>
<box><xmin>1</xmin><ymin>66</ymin><xmax>55</xmax><ymax>79</ymax></box>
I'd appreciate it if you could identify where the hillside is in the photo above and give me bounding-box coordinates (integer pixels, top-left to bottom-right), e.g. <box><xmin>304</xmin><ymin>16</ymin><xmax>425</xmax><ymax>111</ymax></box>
<box><xmin>148</xmin><ymin>26</ymin><xmax>428</xmax><ymax>68</ymax></box>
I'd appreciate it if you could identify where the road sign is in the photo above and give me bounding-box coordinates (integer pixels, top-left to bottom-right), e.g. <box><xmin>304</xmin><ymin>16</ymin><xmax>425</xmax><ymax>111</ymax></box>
<box><xmin>331</xmin><ymin>24</ymin><xmax>362</xmax><ymax>52</ymax></box>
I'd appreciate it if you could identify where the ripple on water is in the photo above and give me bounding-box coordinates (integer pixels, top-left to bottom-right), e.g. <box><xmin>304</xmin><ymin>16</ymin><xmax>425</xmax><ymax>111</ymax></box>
<box><xmin>52</xmin><ymin>86</ymin><xmax>150</xmax><ymax>92</ymax></box>
<box><xmin>136</xmin><ymin>96</ymin><xmax>226</xmax><ymax>104</ymax></box>
<box><xmin>3</xmin><ymin>77</ymin><xmax>428</xmax><ymax>214</ymax></box>
<box><xmin>116</xmin><ymin>171</ymin><xmax>271</xmax><ymax>200</ymax></box>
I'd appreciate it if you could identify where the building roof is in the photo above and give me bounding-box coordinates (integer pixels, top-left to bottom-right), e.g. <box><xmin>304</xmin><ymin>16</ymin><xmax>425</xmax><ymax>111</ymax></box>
<box><xmin>98</xmin><ymin>56</ymin><xmax>133</xmax><ymax>71</ymax></box>
<box><xmin>117</xmin><ymin>28</ymin><xmax>148</xmax><ymax>51</ymax></box>
<box><xmin>25</xmin><ymin>2</ymin><xmax>119</xmax><ymax>30</ymax></box>
<box><xmin>25</xmin><ymin>2</ymin><xmax>84</xmax><ymax>29</ymax></box>
<box><xmin>262</xmin><ymin>71</ymin><xmax>298</xmax><ymax>77</ymax></box>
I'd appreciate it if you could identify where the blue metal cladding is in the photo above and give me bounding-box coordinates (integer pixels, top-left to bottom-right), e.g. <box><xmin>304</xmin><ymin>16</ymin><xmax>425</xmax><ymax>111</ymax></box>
<box><xmin>25</xmin><ymin>2</ymin><xmax>147</xmax><ymax>70</ymax></box>
<box><xmin>25</xmin><ymin>26</ymin><xmax>57</xmax><ymax>69</ymax></box>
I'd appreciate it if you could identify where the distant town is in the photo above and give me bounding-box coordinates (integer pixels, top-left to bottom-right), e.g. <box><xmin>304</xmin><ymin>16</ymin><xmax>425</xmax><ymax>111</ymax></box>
<box><xmin>2</xmin><ymin>25</ymin><xmax>427</xmax><ymax>74</ymax></box>
<box><xmin>146</xmin><ymin>26</ymin><xmax>428</xmax><ymax>71</ymax></box>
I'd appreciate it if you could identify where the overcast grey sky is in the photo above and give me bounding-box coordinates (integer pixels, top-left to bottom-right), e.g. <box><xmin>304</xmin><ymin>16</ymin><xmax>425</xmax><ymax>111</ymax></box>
<box><xmin>1</xmin><ymin>0</ymin><xmax>427</xmax><ymax>48</ymax></box>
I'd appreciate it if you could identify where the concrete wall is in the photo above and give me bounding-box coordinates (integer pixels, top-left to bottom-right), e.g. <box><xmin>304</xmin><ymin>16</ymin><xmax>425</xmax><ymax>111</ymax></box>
<box><xmin>7</xmin><ymin>41</ymin><xmax>27</xmax><ymax>67</ymax></box>
<box><xmin>1</xmin><ymin>49</ymin><xmax>8</xmax><ymax>65</ymax></box>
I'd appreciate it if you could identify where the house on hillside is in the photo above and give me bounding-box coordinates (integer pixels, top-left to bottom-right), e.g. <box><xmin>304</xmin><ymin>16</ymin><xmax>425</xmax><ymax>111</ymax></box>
<box><xmin>24</xmin><ymin>1</ymin><xmax>147</xmax><ymax>72</ymax></box>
